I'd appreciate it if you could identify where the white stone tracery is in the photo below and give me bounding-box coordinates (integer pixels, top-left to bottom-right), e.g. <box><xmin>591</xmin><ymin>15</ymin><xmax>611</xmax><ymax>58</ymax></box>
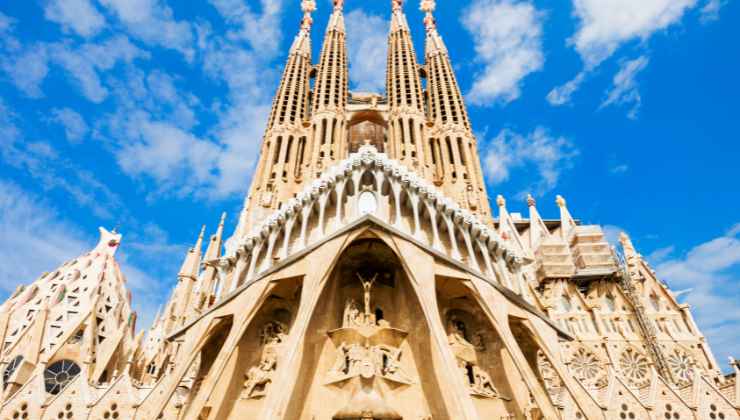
<box><xmin>218</xmin><ymin>146</ymin><xmax>525</xmax><ymax>301</ymax></box>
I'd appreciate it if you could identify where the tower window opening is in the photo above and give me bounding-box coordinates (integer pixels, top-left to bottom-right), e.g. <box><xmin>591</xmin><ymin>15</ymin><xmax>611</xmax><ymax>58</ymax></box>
<box><xmin>273</xmin><ymin>137</ymin><xmax>282</xmax><ymax>165</ymax></box>
<box><xmin>284</xmin><ymin>136</ymin><xmax>294</xmax><ymax>164</ymax></box>
<box><xmin>321</xmin><ymin>119</ymin><xmax>327</xmax><ymax>145</ymax></box>
<box><xmin>330</xmin><ymin>119</ymin><xmax>336</xmax><ymax>145</ymax></box>
<box><xmin>297</xmin><ymin>137</ymin><xmax>306</xmax><ymax>165</ymax></box>
<box><xmin>457</xmin><ymin>138</ymin><xmax>466</xmax><ymax>165</ymax></box>
<box><xmin>445</xmin><ymin>137</ymin><xmax>454</xmax><ymax>165</ymax></box>
<box><xmin>409</xmin><ymin>119</ymin><xmax>416</xmax><ymax>145</ymax></box>
<box><xmin>430</xmin><ymin>138</ymin><xmax>437</xmax><ymax>165</ymax></box>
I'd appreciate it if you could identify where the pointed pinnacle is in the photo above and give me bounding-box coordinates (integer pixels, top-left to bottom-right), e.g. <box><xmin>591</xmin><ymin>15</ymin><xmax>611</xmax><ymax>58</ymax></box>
<box><xmin>556</xmin><ymin>194</ymin><xmax>567</xmax><ymax>208</ymax></box>
<box><xmin>496</xmin><ymin>195</ymin><xmax>506</xmax><ymax>207</ymax></box>
<box><xmin>526</xmin><ymin>194</ymin><xmax>536</xmax><ymax>207</ymax></box>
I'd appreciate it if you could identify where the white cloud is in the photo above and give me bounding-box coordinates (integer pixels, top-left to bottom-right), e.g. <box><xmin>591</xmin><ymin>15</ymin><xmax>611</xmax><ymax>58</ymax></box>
<box><xmin>0</xmin><ymin>180</ymin><xmax>89</xmax><ymax>294</ymax></box>
<box><xmin>115</xmin><ymin>117</ymin><xmax>222</xmax><ymax>197</ymax></box>
<box><xmin>601</xmin><ymin>55</ymin><xmax>649</xmax><ymax>119</ymax></box>
<box><xmin>98</xmin><ymin>0</ymin><xmax>195</xmax><ymax>60</ymax></box>
<box><xmin>647</xmin><ymin>245</ymin><xmax>675</xmax><ymax>263</ymax></box>
<box><xmin>345</xmin><ymin>9</ymin><xmax>388</xmax><ymax>93</ymax></box>
<box><xmin>462</xmin><ymin>0</ymin><xmax>544</xmax><ymax>105</ymax></box>
<box><xmin>700</xmin><ymin>0</ymin><xmax>727</xmax><ymax>23</ymax></box>
<box><xmin>728</xmin><ymin>223</ymin><xmax>740</xmax><ymax>237</ymax></box>
<box><xmin>570</xmin><ymin>0</ymin><xmax>698</xmax><ymax>69</ymax></box>
<box><xmin>609</xmin><ymin>163</ymin><xmax>630</xmax><ymax>174</ymax></box>
<box><xmin>50</xmin><ymin>108</ymin><xmax>88</xmax><ymax>143</ymax></box>
<box><xmin>1</xmin><ymin>35</ymin><xmax>149</xmax><ymax>103</ymax></box>
<box><xmin>546</xmin><ymin>71</ymin><xmax>586</xmax><ymax>106</ymax></box>
<box><xmin>0</xmin><ymin>47</ymin><xmax>50</xmax><ymax>98</ymax></box>
<box><xmin>44</xmin><ymin>0</ymin><xmax>106</xmax><ymax>37</ymax></box>
<box><xmin>0</xmin><ymin>12</ymin><xmax>13</xmax><ymax>34</ymax></box>
<box><xmin>208</xmin><ymin>0</ymin><xmax>284</xmax><ymax>57</ymax></box>
<box><xmin>50</xmin><ymin>36</ymin><xmax>149</xmax><ymax>103</ymax></box>
<box><xmin>549</xmin><ymin>0</ymin><xmax>701</xmax><ymax>106</ymax></box>
<box><xmin>656</xmin><ymin>226</ymin><xmax>740</xmax><ymax>370</ymax></box>
<box><xmin>483</xmin><ymin>127</ymin><xmax>579</xmax><ymax>196</ymax></box>
<box><xmin>0</xmin><ymin>98</ymin><xmax>122</xmax><ymax>219</ymax></box>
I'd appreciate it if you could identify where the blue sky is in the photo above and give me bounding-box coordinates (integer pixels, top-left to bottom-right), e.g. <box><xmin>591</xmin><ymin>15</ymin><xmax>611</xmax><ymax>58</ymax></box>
<box><xmin>0</xmin><ymin>0</ymin><xmax>738</xmax><ymax>370</ymax></box>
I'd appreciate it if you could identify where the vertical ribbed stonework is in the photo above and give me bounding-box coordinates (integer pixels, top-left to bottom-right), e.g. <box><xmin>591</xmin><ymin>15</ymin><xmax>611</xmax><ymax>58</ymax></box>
<box><xmin>307</xmin><ymin>0</ymin><xmax>349</xmax><ymax>176</ymax></box>
<box><xmin>386</xmin><ymin>0</ymin><xmax>428</xmax><ymax>174</ymax></box>
<box><xmin>238</xmin><ymin>1</ymin><xmax>316</xmax><ymax>236</ymax></box>
<box><xmin>421</xmin><ymin>1</ymin><xmax>491</xmax><ymax>218</ymax></box>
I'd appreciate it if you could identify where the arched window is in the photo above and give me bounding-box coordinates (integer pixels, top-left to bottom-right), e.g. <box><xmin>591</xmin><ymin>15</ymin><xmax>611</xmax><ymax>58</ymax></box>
<box><xmin>44</xmin><ymin>359</ymin><xmax>81</xmax><ymax>394</ymax></box>
<box><xmin>3</xmin><ymin>355</ymin><xmax>23</xmax><ymax>389</ymax></box>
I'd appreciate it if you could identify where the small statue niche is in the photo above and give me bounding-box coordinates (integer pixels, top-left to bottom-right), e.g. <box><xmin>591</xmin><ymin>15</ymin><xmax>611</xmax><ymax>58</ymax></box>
<box><xmin>446</xmin><ymin>313</ymin><xmax>501</xmax><ymax>399</ymax></box>
<box><xmin>241</xmin><ymin>319</ymin><xmax>290</xmax><ymax>399</ymax></box>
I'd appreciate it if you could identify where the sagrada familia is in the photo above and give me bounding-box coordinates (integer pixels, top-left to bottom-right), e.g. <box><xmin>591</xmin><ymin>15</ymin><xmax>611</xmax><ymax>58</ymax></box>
<box><xmin>1</xmin><ymin>0</ymin><xmax>737</xmax><ymax>419</ymax></box>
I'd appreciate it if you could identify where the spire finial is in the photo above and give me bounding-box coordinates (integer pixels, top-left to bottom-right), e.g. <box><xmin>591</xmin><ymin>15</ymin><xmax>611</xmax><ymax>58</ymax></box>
<box><xmin>496</xmin><ymin>195</ymin><xmax>506</xmax><ymax>207</ymax></box>
<box><xmin>526</xmin><ymin>194</ymin><xmax>536</xmax><ymax>207</ymax></box>
<box><xmin>556</xmin><ymin>194</ymin><xmax>566</xmax><ymax>208</ymax></box>
<box><xmin>332</xmin><ymin>0</ymin><xmax>343</xmax><ymax>12</ymax></box>
<box><xmin>420</xmin><ymin>0</ymin><xmax>436</xmax><ymax>30</ymax></box>
<box><xmin>219</xmin><ymin>212</ymin><xmax>227</xmax><ymax>227</ymax></box>
<box><xmin>392</xmin><ymin>0</ymin><xmax>404</xmax><ymax>12</ymax></box>
<box><xmin>301</xmin><ymin>0</ymin><xmax>316</xmax><ymax>29</ymax></box>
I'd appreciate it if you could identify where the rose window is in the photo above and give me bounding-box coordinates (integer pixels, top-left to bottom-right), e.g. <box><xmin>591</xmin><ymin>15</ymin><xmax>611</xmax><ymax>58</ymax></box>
<box><xmin>44</xmin><ymin>359</ymin><xmax>81</xmax><ymax>395</ymax></box>
<box><xmin>667</xmin><ymin>349</ymin><xmax>695</xmax><ymax>385</ymax></box>
<box><xmin>618</xmin><ymin>349</ymin><xmax>650</xmax><ymax>387</ymax></box>
<box><xmin>570</xmin><ymin>348</ymin><xmax>606</xmax><ymax>387</ymax></box>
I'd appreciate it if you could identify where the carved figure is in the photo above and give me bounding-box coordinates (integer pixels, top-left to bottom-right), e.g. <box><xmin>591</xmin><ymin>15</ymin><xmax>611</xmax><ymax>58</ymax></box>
<box><xmin>242</xmin><ymin>352</ymin><xmax>277</xmax><ymax>398</ymax></box>
<box><xmin>330</xmin><ymin>342</ymin><xmax>350</xmax><ymax>375</ymax></box>
<box><xmin>260</xmin><ymin>321</ymin><xmax>288</xmax><ymax>346</ymax></box>
<box><xmin>447</xmin><ymin>317</ymin><xmax>470</xmax><ymax>347</ymax></box>
<box><xmin>374</xmin><ymin>345</ymin><xmax>412</xmax><ymax>382</ymax></box>
<box><xmin>343</xmin><ymin>298</ymin><xmax>362</xmax><ymax>328</ymax></box>
<box><xmin>472</xmin><ymin>365</ymin><xmax>498</xmax><ymax>397</ymax></box>
<box><xmin>357</xmin><ymin>272</ymin><xmax>378</xmax><ymax>322</ymax></box>
<box><xmin>347</xmin><ymin>344</ymin><xmax>367</xmax><ymax>376</ymax></box>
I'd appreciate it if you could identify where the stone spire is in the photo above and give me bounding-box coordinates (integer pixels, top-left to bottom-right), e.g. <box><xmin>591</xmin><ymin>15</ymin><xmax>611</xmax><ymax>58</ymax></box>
<box><xmin>387</xmin><ymin>0</ymin><xmax>427</xmax><ymax>172</ymax></box>
<box><xmin>421</xmin><ymin>0</ymin><xmax>490</xmax><ymax>218</ymax></box>
<box><xmin>237</xmin><ymin>0</ymin><xmax>317</xmax><ymax>237</ymax></box>
<box><xmin>556</xmin><ymin>195</ymin><xmax>577</xmax><ymax>239</ymax></box>
<box><xmin>171</xmin><ymin>226</ymin><xmax>205</xmax><ymax>325</ymax></box>
<box><xmin>177</xmin><ymin>225</ymin><xmax>205</xmax><ymax>280</ymax></box>
<box><xmin>192</xmin><ymin>212</ymin><xmax>227</xmax><ymax>315</ymax></box>
<box><xmin>0</xmin><ymin>227</ymin><xmax>135</xmax><ymax>397</ymax></box>
<box><xmin>307</xmin><ymin>0</ymin><xmax>349</xmax><ymax>175</ymax></box>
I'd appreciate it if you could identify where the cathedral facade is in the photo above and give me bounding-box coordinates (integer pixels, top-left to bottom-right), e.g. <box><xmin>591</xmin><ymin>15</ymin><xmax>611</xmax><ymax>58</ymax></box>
<box><xmin>0</xmin><ymin>0</ymin><xmax>738</xmax><ymax>419</ymax></box>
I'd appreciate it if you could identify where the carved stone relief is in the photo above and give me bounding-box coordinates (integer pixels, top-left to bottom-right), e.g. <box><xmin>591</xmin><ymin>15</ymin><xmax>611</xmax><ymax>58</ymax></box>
<box><xmin>241</xmin><ymin>320</ymin><xmax>289</xmax><ymax>399</ymax></box>
<box><xmin>326</xmin><ymin>272</ymin><xmax>414</xmax><ymax>386</ymax></box>
<box><xmin>445</xmin><ymin>314</ymin><xmax>501</xmax><ymax>399</ymax></box>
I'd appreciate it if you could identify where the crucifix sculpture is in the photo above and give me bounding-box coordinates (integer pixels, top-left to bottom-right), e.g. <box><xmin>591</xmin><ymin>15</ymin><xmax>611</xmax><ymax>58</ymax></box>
<box><xmin>356</xmin><ymin>272</ymin><xmax>378</xmax><ymax>321</ymax></box>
